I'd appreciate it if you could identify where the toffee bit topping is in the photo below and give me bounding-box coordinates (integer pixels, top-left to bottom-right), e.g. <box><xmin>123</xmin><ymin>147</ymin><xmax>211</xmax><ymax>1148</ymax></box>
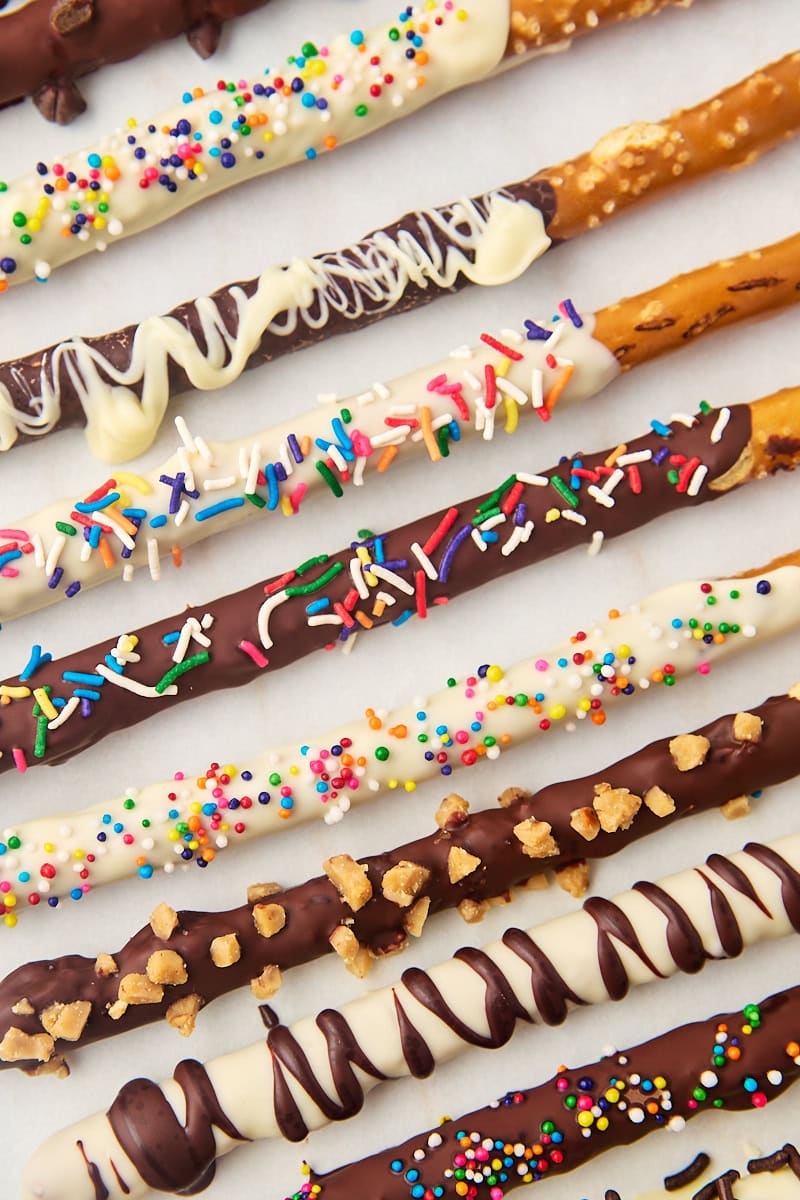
<box><xmin>403</xmin><ymin>896</ymin><xmax>431</xmax><ymax>938</ymax></box>
<box><xmin>447</xmin><ymin>846</ymin><xmax>481</xmax><ymax>884</ymax></box>
<box><xmin>720</xmin><ymin>794</ymin><xmax>751</xmax><ymax>821</ymax></box>
<box><xmin>592</xmin><ymin>783</ymin><xmax>641</xmax><ymax>833</ymax></box>
<box><xmin>146</xmin><ymin>950</ymin><xmax>188</xmax><ymax>986</ymax></box>
<box><xmin>733</xmin><ymin>710</ymin><xmax>763</xmax><ymax>742</ymax></box>
<box><xmin>252</xmin><ymin>903</ymin><xmax>287</xmax><ymax>939</ymax></box>
<box><xmin>323</xmin><ymin>854</ymin><xmax>373</xmax><ymax>912</ymax></box>
<box><xmin>381</xmin><ymin>861</ymin><xmax>431</xmax><ymax>908</ymax></box>
<box><xmin>247</xmin><ymin>881</ymin><xmax>282</xmax><ymax>903</ymax></box>
<box><xmin>149</xmin><ymin>901</ymin><xmax>179</xmax><ymax>940</ymax></box>
<box><xmin>328</xmin><ymin>926</ymin><xmax>372</xmax><ymax>979</ymax></box>
<box><xmin>10</xmin><ymin>998</ymin><xmax>35</xmax><ymax>1016</ymax></box>
<box><xmin>513</xmin><ymin>817</ymin><xmax>559</xmax><ymax>858</ymax></box>
<box><xmin>498</xmin><ymin>786</ymin><xmax>532</xmax><ymax>809</ymax></box>
<box><xmin>165</xmin><ymin>994</ymin><xmax>201</xmax><ymax>1038</ymax></box>
<box><xmin>210</xmin><ymin>933</ymin><xmax>241</xmax><ymax>967</ymax></box>
<box><xmin>250</xmin><ymin>964</ymin><xmax>281</xmax><ymax>1001</ymax></box>
<box><xmin>457</xmin><ymin>897</ymin><xmax>488</xmax><ymax>924</ymax></box>
<box><xmin>569</xmin><ymin>805</ymin><xmax>601</xmax><ymax>841</ymax></box>
<box><xmin>435</xmin><ymin>792</ymin><xmax>470</xmax><ymax>830</ymax></box>
<box><xmin>39</xmin><ymin>1000</ymin><xmax>91</xmax><ymax>1042</ymax></box>
<box><xmin>117</xmin><ymin>973</ymin><xmax>164</xmax><ymax>1006</ymax></box>
<box><xmin>669</xmin><ymin>733</ymin><xmax>711</xmax><ymax>771</ymax></box>
<box><xmin>94</xmin><ymin>953</ymin><xmax>119</xmax><ymax>977</ymax></box>
<box><xmin>0</xmin><ymin>1027</ymin><xmax>55</xmax><ymax>1063</ymax></box>
<box><xmin>644</xmin><ymin>785</ymin><xmax>677</xmax><ymax>818</ymax></box>
<box><xmin>556</xmin><ymin>860</ymin><xmax>590</xmax><ymax>898</ymax></box>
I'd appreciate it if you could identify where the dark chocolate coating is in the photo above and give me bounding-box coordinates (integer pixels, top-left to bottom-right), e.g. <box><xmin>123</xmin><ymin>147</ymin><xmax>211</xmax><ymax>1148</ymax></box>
<box><xmin>0</xmin><ymin>404</ymin><xmax>759</xmax><ymax>772</ymax></box>
<box><xmin>302</xmin><ymin>985</ymin><xmax>800</xmax><ymax>1199</ymax></box>
<box><xmin>0</xmin><ymin>1</ymin><xmax>270</xmax><ymax>122</ymax></box>
<box><xmin>2</xmin><ymin>180</ymin><xmax>556</xmax><ymax>440</ymax></box>
<box><xmin>3</xmin><ymin>689</ymin><xmax>798</xmax><ymax>1073</ymax></box>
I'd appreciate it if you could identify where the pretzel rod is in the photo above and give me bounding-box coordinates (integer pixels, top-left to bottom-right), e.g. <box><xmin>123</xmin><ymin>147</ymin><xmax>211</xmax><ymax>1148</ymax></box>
<box><xmin>2</xmin><ymin>685</ymin><xmax>798</xmax><ymax>1069</ymax></box>
<box><xmin>18</xmin><ymin>835</ymin><xmax>800</xmax><ymax>1199</ymax></box>
<box><xmin>637</xmin><ymin>1143</ymin><xmax>800</xmax><ymax>1199</ymax></box>
<box><xmin>292</xmin><ymin>985</ymin><xmax>800</xmax><ymax>1200</ymax></box>
<box><xmin>1</xmin><ymin>546</ymin><xmax>799</xmax><ymax>915</ymax></box>
<box><xmin>2</xmin><ymin>53</ymin><xmax>798</xmax><ymax>457</ymax></box>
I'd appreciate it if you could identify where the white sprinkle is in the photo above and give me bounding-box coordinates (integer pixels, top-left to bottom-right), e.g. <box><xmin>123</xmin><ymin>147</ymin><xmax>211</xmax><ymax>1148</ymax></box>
<box><xmin>176</xmin><ymin>447</ymin><xmax>196</xmax><ymax>493</ymax></box>
<box><xmin>349</xmin><ymin>557</ymin><xmax>370</xmax><ymax>600</ymax></box>
<box><xmin>742</xmin><ymin>624</ymin><xmax>757</xmax><ymax>638</ymax></box>
<box><xmin>546</xmin><ymin>323</ymin><xmax>566</xmax><ymax>351</ymax></box>
<box><xmin>700</xmin><ymin>1070</ymin><xmax>718</xmax><ymax>1088</ymax></box>
<box><xmin>616</xmin><ymin>449</ymin><xmax>652</xmax><ymax>466</ymax></box>
<box><xmin>371</xmin><ymin>426</ymin><xmax>410</xmax><ymax>448</ymax></box>
<box><xmin>203</xmin><ymin>475</ymin><xmax>237</xmax><ymax>491</ymax></box>
<box><xmin>341</xmin><ymin>631</ymin><xmax>358</xmax><ymax>656</ymax></box>
<box><xmin>411</xmin><ymin>412</ymin><xmax>453</xmax><ymax>442</ymax></box>
<box><xmin>307</xmin><ymin>614</ymin><xmax>344</xmax><ymax>627</ymax></box>
<box><xmin>373</xmin><ymin>381</ymin><xmax>390</xmax><ymax>400</ymax></box>
<box><xmin>667</xmin><ymin>1116</ymin><xmax>686</xmax><ymax>1133</ymax></box>
<box><xmin>174</xmin><ymin>500</ymin><xmax>190</xmax><ymax>527</ymax></box>
<box><xmin>257</xmin><ymin>589</ymin><xmax>289</xmax><ymax>650</ymax></box>
<box><xmin>411</xmin><ymin>542</ymin><xmax>438</xmax><ymax>580</ymax></box>
<box><xmin>627</xmin><ymin>1107</ymin><xmax>645</xmax><ymax>1125</ymax></box>
<box><xmin>670</xmin><ymin>412</ymin><xmax>697</xmax><ymax>428</ymax></box>
<box><xmin>588</xmin><ymin>484</ymin><xmax>615</xmax><ymax>509</ymax></box>
<box><xmin>175</xmin><ymin>415</ymin><xmax>197</xmax><ymax>450</ymax></box>
<box><xmin>278</xmin><ymin>442</ymin><xmax>293</xmax><ymax>477</ymax></box>
<box><xmin>710</xmin><ymin>407</ymin><xmax>731</xmax><ymax>443</ymax></box>
<box><xmin>561</xmin><ymin>509</ymin><xmax>587</xmax><ymax>525</ymax></box>
<box><xmin>479</xmin><ymin>513</ymin><xmax>506</xmax><ymax>532</ymax></box>
<box><xmin>122</xmin><ymin>563</ymin><xmax>134</xmax><ymax>582</ymax></box>
<box><xmin>200</xmin><ymin>613</ymin><xmax>214</xmax><ymax>630</ymax></box>
<box><xmin>482</xmin><ymin>407</ymin><xmax>495</xmax><ymax>442</ymax></box>
<box><xmin>531</xmin><ymin>368</ymin><xmax>544</xmax><ymax>408</ymax></box>
<box><xmin>463</xmin><ymin>369</ymin><xmax>481</xmax><ymax>390</ymax></box>
<box><xmin>100</xmin><ymin>510</ymin><xmax>136</xmax><ymax>551</ymax></box>
<box><xmin>96</xmin><ymin>663</ymin><xmax>177</xmax><ymax>698</ymax></box>
<box><xmin>371</xmin><ymin>565</ymin><xmax>414</xmax><ymax>595</ymax></box>
<box><xmin>448</xmin><ymin>345</ymin><xmax>474</xmax><ymax>360</ymax></box>
<box><xmin>246</xmin><ymin>443</ymin><xmax>261</xmax><ymax>495</ymax></box>
<box><xmin>355</xmin><ymin>390</ymin><xmax>375</xmax><ymax>406</ymax></box>
<box><xmin>687</xmin><ymin>463</ymin><xmax>708</xmax><ymax>497</ymax></box>
<box><xmin>79</xmin><ymin>539</ymin><xmax>92</xmax><ymax>563</ymax></box>
<box><xmin>516</xmin><ymin>472</ymin><xmax>549</xmax><ymax>487</ymax></box>
<box><xmin>375</xmin><ymin>590</ymin><xmax>396</xmax><ymax>607</ymax></box>
<box><xmin>602</xmin><ymin>468</ymin><xmax>624</xmax><ymax>495</ymax></box>
<box><xmin>317</xmin><ymin>392</ymin><xmax>338</xmax><ymax>405</ymax></box>
<box><xmin>147</xmin><ymin>538</ymin><xmax>161</xmax><ymax>581</ymax></box>
<box><xmin>353</xmin><ymin>456</ymin><xmax>367</xmax><ymax>487</ymax></box>
<box><xmin>47</xmin><ymin>696</ymin><xmax>80</xmax><ymax>731</ymax></box>
<box><xmin>44</xmin><ymin>533</ymin><xmax>66</xmax><ymax>578</ymax></box>
<box><xmin>588</xmin><ymin>530</ymin><xmax>605</xmax><ymax>557</ymax></box>
<box><xmin>767</xmin><ymin>1069</ymin><xmax>783</xmax><ymax>1085</ymax></box>
<box><xmin>325</xmin><ymin>444</ymin><xmax>349</xmax><ymax>474</ymax></box>
<box><xmin>194</xmin><ymin>435</ymin><xmax>213</xmax><ymax>463</ymax></box>
<box><xmin>499</xmin><ymin>327</ymin><xmax>523</xmax><ymax>344</ymax></box>
<box><xmin>32</xmin><ymin>532</ymin><xmax>44</xmax><ymax>567</ymax></box>
<box><xmin>496</xmin><ymin>376</ymin><xmax>528</xmax><ymax>405</ymax></box>
<box><xmin>471</xmin><ymin>528</ymin><xmax>488</xmax><ymax>552</ymax></box>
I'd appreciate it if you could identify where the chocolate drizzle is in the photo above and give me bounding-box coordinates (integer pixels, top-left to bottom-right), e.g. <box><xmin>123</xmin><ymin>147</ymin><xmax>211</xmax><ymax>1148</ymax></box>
<box><xmin>106</xmin><ymin>1059</ymin><xmax>248</xmax><ymax>1195</ymax></box>
<box><xmin>76</xmin><ymin>1141</ymin><xmax>109</xmax><ymax>1200</ymax></box>
<box><xmin>695</xmin><ymin>870</ymin><xmax>743</xmax><ymax>957</ymax></box>
<box><xmin>583</xmin><ymin>897</ymin><xmax>664</xmax><ymax>998</ymax></box>
<box><xmin>745</xmin><ymin>841</ymin><xmax>800</xmax><ymax>930</ymax></box>
<box><xmin>704</xmin><ymin>853</ymin><xmax>772</xmax><ymax>918</ymax></box>
<box><xmin>632</xmin><ymin>881</ymin><xmax>707</xmax><ymax>974</ymax></box>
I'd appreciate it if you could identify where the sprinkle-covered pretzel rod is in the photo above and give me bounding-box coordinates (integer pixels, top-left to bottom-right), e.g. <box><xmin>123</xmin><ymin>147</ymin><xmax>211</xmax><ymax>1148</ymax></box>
<box><xmin>18</xmin><ymin>834</ymin><xmax>800</xmax><ymax>1198</ymax></box>
<box><xmin>2</xmin><ymin>51</ymin><xmax>798</xmax><ymax>456</ymax></box>
<box><xmin>288</xmin><ymin>985</ymin><xmax>800</xmax><ymax>1200</ymax></box>
<box><xmin>1</xmin><ymin>550</ymin><xmax>798</xmax><ymax>914</ymax></box>
<box><xmin>1</xmin><ymin>685</ymin><xmax>798</xmax><ymax>1068</ymax></box>
<box><xmin>1</xmin><ymin>0</ymin><xmax>694</xmax><ymax>124</ymax></box>
<box><xmin>1</xmin><ymin>395</ymin><xmax>798</xmax><ymax>773</ymax></box>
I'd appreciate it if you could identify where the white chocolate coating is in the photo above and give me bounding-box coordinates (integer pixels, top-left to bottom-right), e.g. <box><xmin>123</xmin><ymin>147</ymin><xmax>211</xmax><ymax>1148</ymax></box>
<box><xmin>1</xmin><ymin>562</ymin><xmax>796</xmax><ymax>915</ymax></box>
<box><xmin>0</xmin><ymin>305</ymin><xmax>617</xmax><ymax>621</ymax></box>
<box><xmin>0</xmin><ymin>189</ymin><xmax>553</xmax><ymax>457</ymax></box>
<box><xmin>20</xmin><ymin>834</ymin><xmax>800</xmax><ymax>1200</ymax></box>
<box><xmin>0</xmin><ymin>0</ymin><xmax>513</xmax><ymax>292</ymax></box>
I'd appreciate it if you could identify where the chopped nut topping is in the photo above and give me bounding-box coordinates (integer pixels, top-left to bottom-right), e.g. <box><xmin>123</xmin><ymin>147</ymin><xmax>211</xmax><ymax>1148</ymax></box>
<box><xmin>0</xmin><ymin>1027</ymin><xmax>55</xmax><ymax>1063</ymax></box>
<box><xmin>118</xmin><ymin>973</ymin><xmax>164</xmax><ymax>1006</ymax></box>
<box><xmin>457</xmin><ymin>898</ymin><xmax>488</xmax><ymax>924</ymax></box>
<box><xmin>569</xmin><ymin>806</ymin><xmax>601</xmax><ymax>842</ymax></box>
<box><xmin>246</xmin><ymin>881</ymin><xmax>282</xmax><ymax>903</ymax></box>
<box><xmin>669</xmin><ymin>733</ymin><xmax>711</xmax><ymax>772</ymax></box>
<box><xmin>789</xmin><ymin>681</ymin><xmax>800</xmax><ymax>701</ymax></box>
<box><xmin>329</xmin><ymin>926</ymin><xmax>373</xmax><ymax>979</ymax></box>
<box><xmin>107</xmin><ymin>1000</ymin><xmax>128</xmax><ymax>1021</ymax></box>
<box><xmin>250</xmin><ymin>964</ymin><xmax>282</xmax><ymax>1001</ymax></box>
<box><xmin>94</xmin><ymin>953</ymin><xmax>119</xmax><ymax>978</ymax></box>
<box><xmin>512</xmin><ymin>818</ymin><xmax>559</xmax><ymax>859</ymax></box>
<box><xmin>403</xmin><ymin>896</ymin><xmax>431</xmax><ymax>938</ymax></box>
<box><xmin>149</xmin><ymin>901</ymin><xmax>179</xmax><ymax>941</ymax></box>
<box><xmin>447</xmin><ymin>846</ymin><xmax>481</xmax><ymax>884</ymax></box>
<box><xmin>733</xmin><ymin>711</ymin><xmax>763</xmax><ymax>743</ymax></box>
<box><xmin>166</xmin><ymin>994</ymin><xmax>201</xmax><ymax>1037</ymax></box>
<box><xmin>517</xmin><ymin>874</ymin><xmax>550</xmax><ymax>892</ymax></box>
<box><xmin>11</xmin><ymin>998</ymin><xmax>34</xmax><ymax>1016</ymax></box>
<box><xmin>644</xmin><ymin>785</ymin><xmax>676</xmax><ymax>818</ymax></box>
<box><xmin>497</xmin><ymin>786</ymin><xmax>532</xmax><ymax>809</ymax></box>
<box><xmin>592</xmin><ymin>783</ymin><xmax>642</xmax><ymax>833</ymax></box>
<box><xmin>23</xmin><ymin>1056</ymin><xmax>69</xmax><ymax>1080</ymax></box>
<box><xmin>435</xmin><ymin>792</ymin><xmax>470</xmax><ymax>830</ymax></box>
<box><xmin>253</xmin><ymin>903</ymin><xmax>287</xmax><ymax>939</ymax></box>
<box><xmin>556</xmin><ymin>861</ymin><xmax>590</xmax><ymax>899</ymax></box>
<box><xmin>323</xmin><ymin>854</ymin><xmax>373</xmax><ymax>912</ymax></box>
<box><xmin>720</xmin><ymin>794</ymin><xmax>752</xmax><ymax>821</ymax></box>
<box><xmin>39</xmin><ymin>1000</ymin><xmax>91</xmax><ymax>1042</ymax></box>
<box><xmin>210</xmin><ymin>933</ymin><xmax>241</xmax><ymax>968</ymax></box>
<box><xmin>381</xmin><ymin>860</ymin><xmax>431</xmax><ymax>908</ymax></box>
<box><xmin>487</xmin><ymin>891</ymin><xmax>512</xmax><ymax>907</ymax></box>
<box><xmin>146</xmin><ymin>950</ymin><xmax>188</xmax><ymax>987</ymax></box>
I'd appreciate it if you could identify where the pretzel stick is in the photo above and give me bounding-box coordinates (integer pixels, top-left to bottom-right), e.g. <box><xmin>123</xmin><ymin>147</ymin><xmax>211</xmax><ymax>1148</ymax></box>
<box><xmin>18</xmin><ymin>835</ymin><xmax>800</xmax><ymax>1199</ymax></box>
<box><xmin>295</xmin><ymin>984</ymin><xmax>800</xmax><ymax>1200</ymax></box>
<box><xmin>1</xmin><ymin>545</ymin><xmax>798</xmax><ymax>912</ymax></box>
<box><xmin>1</xmin><ymin>0</ymin><xmax>691</xmax><ymax>123</ymax></box>
<box><xmin>1</xmin><ymin>685</ymin><xmax>798</xmax><ymax>1073</ymax></box>
<box><xmin>4</xmin><ymin>227</ymin><xmax>800</xmax><ymax>617</ymax></box>
<box><xmin>2</xmin><ymin>52</ymin><xmax>798</xmax><ymax>456</ymax></box>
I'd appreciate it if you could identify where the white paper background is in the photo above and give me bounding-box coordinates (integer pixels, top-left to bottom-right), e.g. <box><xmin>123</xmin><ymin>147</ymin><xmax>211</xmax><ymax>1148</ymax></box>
<box><xmin>1</xmin><ymin>1</ymin><xmax>800</xmax><ymax>1196</ymax></box>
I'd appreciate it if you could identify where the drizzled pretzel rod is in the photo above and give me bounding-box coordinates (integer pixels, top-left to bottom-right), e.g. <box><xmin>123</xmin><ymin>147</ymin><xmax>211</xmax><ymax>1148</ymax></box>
<box><xmin>18</xmin><ymin>834</ymin><xmax>800</xmax><ymax>1199</ymax></box>
<box><xmin>2</xmin><ymin>685</ymin><xmax>798</xmax><ymax>1073</ymax></box>
<box><xmin>1</xmin><ymin>549</ymin><xmax>799</xmax><ymax>915</ymax></box>
<box><xmin>0</xmin><ymin>0</ymin><xmax>692</xmax><ymax>123</ymax></box>
<box><xmin>2</xmin><ymin>51</ymin><xmax>798</xmax><ymax>456</ymax></box>
<box><xmin>293</xmin><ymin>985</ymin><xmax>800</xmax><ymax>1200</ymax></box>
<box><xmin>1</xmin><ymin>396</ymin><xmax>798</xmax><ymax>775</ymax></box>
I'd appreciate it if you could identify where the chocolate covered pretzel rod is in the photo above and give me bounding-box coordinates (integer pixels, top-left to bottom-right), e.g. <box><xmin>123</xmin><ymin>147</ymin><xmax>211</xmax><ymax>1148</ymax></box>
<box><xmin>0</xmin><ymin>0</ymin><xmax>693</xmax><ymax>123</ymax></box>
<box><xmin>2</xmin><ymin>53</ymin><xmax>798</xmax><ymax>457</ymax></box>
<box><xmin>1</xmin><ymin>551</ymin><xmax>799</xmax><ymax>913</ymax></box>
<box><xmin>2</xmin><ymin>685</ymin><xmax>798</xmax><ymax>1070</ymax></box>
<box><xmin>18</xmin><ymin>834</ymin><xmax>800</xmax><ymax>1199</ymax></box>
<box><xmin>1</xmin><ymin>395</ymin><xmax>798</xmax><ymax>774</ymax></box>
<box><xmin>288</xmin><ymin>985</ymin><xmax>800</xmax><ymax>1200</ymax></box>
